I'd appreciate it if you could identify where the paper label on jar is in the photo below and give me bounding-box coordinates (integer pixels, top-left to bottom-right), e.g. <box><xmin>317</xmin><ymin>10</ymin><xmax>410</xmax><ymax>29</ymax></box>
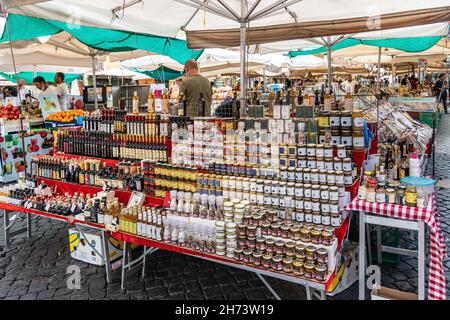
<box><xmin>353</xmin><ymin>137</ymin><xmax>364</xmax><ymax>147</ymax></box>
<box><xmin>321</xmin><ymin>191</ymin><xmax>329</xmax><ymax>200</ymax></box>
<box><xmin>327</xmin><ymin>176</ymin><xmax>336</xmax><ymax>184</ymax></box>
<box><xmin>344</xmin><ymin>176</ymin><xmax>353</xmax><ymax>185</ymax></box>
<box><xmin>316</xmin><ymin>161</ymin><xmax>325</xmax><ymax>170</ymax></box>
<box><xmin>343</xmin><ymin>163</ymin><xmax>352</xmax><ymax>171</ymax></box>
<box><xmin>257</xmin><ymin>195</ymin><xmax>264</xmax><ymax>204</ymax></box>
<box><xmin>325</xmin><ymin>163</ymin><xmax>334</xmax><ymax>171</ymax></box>
<box><xmin>279</xmin><ymin>210</ymin><xmax>286</xmax><ymax>219</ymax></box>
<box><xmin>298</xmin><ymin>160</ymin><xmax>307</xmax><ymax>168</ymax></box>
<box><xmin>272</xmin><ymin>197</ymin><xmax>280</xmax><ymax>206</ymax></box>
<box><xmin>296</xmin><ymin>211</ymin><xmax>305</xmax><ymax>222</ymax></box>
<box><xmin>303</xmin><ymin>174</ymin><xmax>311</xmax><ymax>182</ymax></box>
<box><xmin>330</xmin><ymin>117</ymin><xmax>340</xmax><ymax>126</ymax></box>
<box><xmin>295</xmin><ymin>172</ymin><xmax>303</xmax><ymax>181</ymax></box>
<box><xmin>341</xmin><ymin>117</ymin><xmax>352</xmax><ymax>126</ymax></box>
<box><xmin>312</xmin><ymin>202</ymin><xmax>321</xmax><ymax>211</ymax></box>
<box><xmin>287</xmin><ymin>188</ymin><xmax>295</xmax><ymax>196</ymax></box>
<box><xmin>321</xmin><ymin>203</ymin><xmax>330</xmax><ymax>213</ymax></box>
<box><xmin>304</xmin><ymin>189</ymin><xmax>311</xmax><ymax>198</ymax></box>
<box><xmin>295</xmin><ymin>200</ymin><xmax>304</xmax><ymax>210</ymax></box>
<box><xmin>305</xmin><ymin>213</ymin><xmax>313</xmax><ymax>223</ymax></box>
<box><xmin>295</xmin><ymin>188</ymin><xmax>304</xmax><ymax>198</ymax></box>
<box><xmin>330</xmin><ymin>192</ymin><xmax>339</xmax><ymax>201</ymax></box>
<box><xmin>353</xmin><ymin>117</ymin><xmax>364</xmax><ymax>128</ymax></box>
<box><xmin>336</xmin><ymin>176</ymin><xmax>344</xmax><ymax>185</ymax></box>
<box><xmin>313</xmin><ymin>214</ymin><xmax>322</xmax><ymax>224</ymax></box>
<box><xmin>330</xmin><ymin>204</ymin><xmax>339</xmax><ymax>213</ymax></box>
<box><xmin>304</xmin><ymin>201</ymin><xmax>312</xmax><ymax>210</ymax></box>
<box><xmin>322</xmin><ymin>215</ymin><xmax>331</xmax><ymax>225</ymax></box>
<box><xmin>331</xmin><ymin>215</ymin><xmax>342</xmax><ymax>227</ymax></box>
<box><xmin>298</xmin><ymin>148</ymin><xmax>306</xmax><ymax>156</ymax></box>
<box><xmin>341</xmin><ymin>136</ymin><xmax>352</xmax><ymax>146</ymax></box>
<box><xmin>312</xmin><ymin>190</ymin><xmax>321</xmax><ymax>199</ymax></box>
<box><xmin>334</xmin><ymin>163</ymin><xmax>343</xmax><ymax>171</ymax></box>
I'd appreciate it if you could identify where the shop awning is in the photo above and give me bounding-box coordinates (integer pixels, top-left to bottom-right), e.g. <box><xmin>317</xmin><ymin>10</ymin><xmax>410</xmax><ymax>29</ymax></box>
<box><xmin>0</xmin><ymin>13</ymin><xmax>202</xmax><ymax>64</ymax></box>
<box><xmin>0</xmin><ymin>71</ymin><xmax>81</xmax><ymax>84</ymax></box>
<box><xmin>129</xmin><ymin>66</ymin><xmax>184</xmax><ymax>82</ymax></box>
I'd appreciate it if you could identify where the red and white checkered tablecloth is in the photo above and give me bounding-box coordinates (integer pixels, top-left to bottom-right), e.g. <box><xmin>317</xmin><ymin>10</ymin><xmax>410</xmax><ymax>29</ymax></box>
<box><xmin>344</xmin><ymin>194</ymin><xmax>447</xmax><ymax>300</ymax></box>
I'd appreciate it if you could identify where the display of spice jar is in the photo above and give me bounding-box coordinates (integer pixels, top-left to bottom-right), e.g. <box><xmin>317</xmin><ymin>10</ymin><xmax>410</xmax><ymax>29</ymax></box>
<box><xmin>304</xmin><ymin>262</ymin><xmax>315</xmax><ymax>279</ymax></box>
<box><xmin>315</xmin><ymin>264</ymin><xmax>327</xmax><ymax>282</ymax></box>
<box><xmin>282</xmin><ymin>257</ymin><xmax>294</xmax><ymax>273</ymax></box>
<box><xmin>316</xmin><ymin>248</ymin><xmax>329</xmax><ymax>265</ymax></box>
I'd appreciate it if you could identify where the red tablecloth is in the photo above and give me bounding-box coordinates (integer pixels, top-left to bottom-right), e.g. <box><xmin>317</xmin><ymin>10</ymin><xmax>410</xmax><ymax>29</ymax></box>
<box><xmin>344</xmin><ymin>195</ymin><xmax>447</xmax><ymax>300</ymax></box>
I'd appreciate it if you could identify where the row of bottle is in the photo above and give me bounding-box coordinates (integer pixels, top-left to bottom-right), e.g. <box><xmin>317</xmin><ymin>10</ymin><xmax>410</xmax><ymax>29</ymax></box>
<box><xmin>83</xmin><ymin>109</ymin><xmax>127</xmax><ymax>133</ymax></box>
<box><xmin>31</xmin><ymin>156</ymin><xmax>145</xmax><ymax>192</ymax></box>
<box><xmin>57</xmin><ymin>130</ymin><xmax>169</xmax><ymax>162</ymax></box>
<box><xmin>375</xmin><ymin>142</ymin><xmax>418</xmax><ymax>182</ymax></box>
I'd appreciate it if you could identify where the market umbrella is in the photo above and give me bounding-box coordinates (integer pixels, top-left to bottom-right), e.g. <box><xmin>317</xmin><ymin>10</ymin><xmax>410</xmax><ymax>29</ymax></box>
<box><xmin>128</xmin><ymin>66</ymin><xmax>184</xmax><ymax>82</ymax></box>
<box><xmin>0</xmin><ymin>71</ymin><xmax>81</xmax><ymax>84</ymax></box>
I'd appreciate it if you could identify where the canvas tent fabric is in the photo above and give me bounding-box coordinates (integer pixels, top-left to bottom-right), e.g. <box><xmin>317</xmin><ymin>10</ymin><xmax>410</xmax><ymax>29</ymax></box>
<box><xmin>0</xmin><ymin>71</ymin><xmax>81</xmax><ymax>84</ymax></box>
<box><xmin>0</xmin><ymin>13</ymin><xmax>202</xmax><ymax>64</ymax></box>
<box><xmin>128</xmin><ymin>67</ymin><xmax>183</xmax><ymax>82</ymax></box>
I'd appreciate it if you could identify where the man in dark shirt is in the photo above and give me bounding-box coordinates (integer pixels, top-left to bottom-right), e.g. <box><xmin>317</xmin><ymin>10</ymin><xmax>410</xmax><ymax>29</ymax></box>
<box><xmin>433</xmin><ymin>73</ymin><xmax>448</xmax><ymax>114</ymax></box>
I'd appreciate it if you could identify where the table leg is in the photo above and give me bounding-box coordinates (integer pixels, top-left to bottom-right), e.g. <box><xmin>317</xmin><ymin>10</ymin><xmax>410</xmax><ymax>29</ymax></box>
<box><xmin>305</xmin><ymin>286</ymin><xmax>312</xmax><ymax>300</ymax></box>
<box><xmin>121</xmin><ymin>241</ymin><xmax>129</xmax><ymax>293</ymax></box>
<box><xmin>101</xmin><ymin>230</ymin><xmax>112</xmax><ymax>284</ymax></box>
<box><xmin>141</xmin><ymin>246</ymin><xmax>147</xmax><ymax>280</ymax></box>
<box><xmin>376</xmin><ymin>225</ymin><xmax>382</xmax><ymax>264</ymax></box>
<box><xmin>26</xmin><ymin>213</ymin><xmax>32</xmax><ymax>239</ymax></box>
<box><xmin>3</xmin><ymin>209</ymin><xmax>9</xmax><ymax>246</ymax></box>
<box><xmin>366</xmin><ymin>224</ymin><xmax>372</xmax><ymax>266</ymax></box>
<box><xmin>359</xmin><ymin>211</ymin><xmax>366</xmax><ymax>300</ymax></box>
<box><xmin>418</xmin><ymin>221</ymin><xmax>426</xmax><ymax>300</ymax></box>
<box><xmin>256</xmin><ymin>273</ymin><xmax>281</xmax><ymax>300</ymax></box>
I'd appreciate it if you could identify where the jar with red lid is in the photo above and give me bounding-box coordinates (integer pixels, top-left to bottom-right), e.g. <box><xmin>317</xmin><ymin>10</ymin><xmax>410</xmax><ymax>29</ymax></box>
<box><xmin>262</xmin><ymin>253</ymin><xmax>272</xmax><ymax>269</ymax></box>
<box><xmin>274</xmin><ymin>240</ymin><xmax>285</xmax><ymax>256</ymax></box>
<box><xmin>272</xmin><ymin>256</ymin><xmax>283</xmax><ymax>271</ymax></box>
<box><xmin>284</xmin><ymin>241</ymin><xmax>296</xmax><ymax>257</ymax></box>
<box><xmin>305</xmin><ymin>246</ymin><xmax>317</xmax><ymax>262</ymax></box>
<box><xmin>265</xmin><ymin>239</ymin><xmax>275</xmax><ymax>253</ymax></box>
<box><xmin>252</xmin><ymin>251</ymin><xmax>263</xmax><ymax>266</ymax></box>
<box><xmin>255</xmin><ymin>238</ymin><xmax>266</xmax><ymax>252</ymax></box>
<box><xmin>282</xmin><ymin>257</ymin><xmax>294</xmax><ymax>273</ymax></box>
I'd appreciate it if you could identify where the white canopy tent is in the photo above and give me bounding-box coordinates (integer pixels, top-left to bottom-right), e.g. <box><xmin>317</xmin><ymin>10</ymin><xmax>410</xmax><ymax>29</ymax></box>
<box><xmin>5</xmin><ymin>0</ymin><xmax>449</xmax><ymax>112</ymax></box>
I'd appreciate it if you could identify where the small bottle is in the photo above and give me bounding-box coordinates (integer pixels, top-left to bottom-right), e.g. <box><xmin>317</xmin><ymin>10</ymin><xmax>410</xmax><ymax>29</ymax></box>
<box><xmin>132</xmin><ymin>91</ymin><xmax>139</xmax><ymax>114</ymax></box>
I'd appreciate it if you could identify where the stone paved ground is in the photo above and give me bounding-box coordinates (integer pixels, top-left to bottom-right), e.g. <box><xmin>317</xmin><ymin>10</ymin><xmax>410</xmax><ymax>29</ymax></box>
<box><xmin>1</xmin><ymin>116</ymin><xmax>450</xmax><ymax>300</ymax></box>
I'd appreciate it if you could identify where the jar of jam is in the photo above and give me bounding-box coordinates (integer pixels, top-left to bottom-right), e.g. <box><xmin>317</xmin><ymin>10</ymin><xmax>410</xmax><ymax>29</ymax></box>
<box><xmin>316</xmin><ymin>157</ymin><xmax>325</xmax><ymax>170</ymax></box>
<box><xmin>316</xmin><ymin>248</ymin><xmax>329</xmax><ymax>265</ymax></box>
<box><xmin>282</xmin><ymin>257</ymin><xmax>294</xmax><ymax>273</ymax></box>
<box><xmin>256</xmin><ymin>238</ymin><xmax>266</xmax><ymax>252</ymax></box>
<box><xmin>292</xmin><ymin>260</ymin><xmax>305</xmax><ymax>276</ymax></box>
<box><xmin>306</xmin><ymin>144</ymin><xmax>316</xmax><ymax>157</ymax></box>
<box><xmin>285</xmin><ymin>241</ymin><xmax>296</xmax><ymax>256</ymax></box>
<box><xmin>297</xmin><ymin>144</ymin><xmax>306</xmax><ymax>157</ymax></box>
<box><xmin>353</xmin><ymin>131</ymin><xmax>365</xmax><ymax>151</ymax></box>
<box><xmin>305</xmin><ymin>246</ymin><xmax>317</xmax><ymax>262</ymax></box>
<box><xmin>265</xmin><ymin>238</ymin><xmax>275</xmax><ymax>253</ymax></box>
<box><xmin>303</xmin><ymin>169</ymin><xmax>311</xmax><ymax>183</ymax></box>
<box><xmin>237</xmin><ymin>235</ymin><xmax>247</xmax><ymax>249</ymax></box>
<box><xmin>324</xmin><ymin>144</ymin><xmax>333</xmax><ymax>158</ymax></box>
<box><xmin>252</xmin><ymin>251</ymin><xmax>263</xmax><ymax>266</ymax></box>
<box><xmin>304</xmin><ymin>262</ymin><xmax>315</xmax><ymax>279</ymax></box>
<box><xmin>270</xmin><ymin>223</ymin><xmax>281</xmax><ymax>237</ymax></box>
<box><xmin>275</xmin><ymin>240</ymin><xmax>285</xmax><ymax>256</ymax></box>
<box><xmin>330</xmin><ymin>111</ymin><xmax>341</xmax><ymax>129</ymax></box>
<box><xmin>262</xmin><ymin>253</ymin><xmax>272</xmax><ymax>269</ymax></box>
<box><xmin>321</xmin><ymin>230</ymin><xmax>334</xmax><ymax>246</ymax></box>
<box><xmin>340</xmin><ymin>111</ymin><xmax>352</xmax><ymax>128</ymax></box>
<box><xmin>246</xmin><ymin>225</ymin><xmax>257</xmax><ymax>238</ymax></box>
<box><xmin>272</xmin><ymin>255</ymin><xmax>283</xmax><ymax>272</ymax></box>
<box><xmin>311</xmin><ymin>229</ymin><xmax>322</xmax><ymax>244</ymax></box>
<box><xmin>280</xmin><ymin>224</ymin><xmax>290</xmax><ymax>239</ymax></box>
<box><xmin>319</xmin><ymin>170</ymin><xmax>327</xmax><ymax>185</ymax></box>
<box><xmin>324</xmin><ymin>158</ymin><xmax>334</xmax><ymax>171</ymax></box>
<box><xmin>331</xmin><ymin>213</ymin><xmax>341</xmax><ymax>227</ymax></box>
<box><xmin>237</xmin><ymin>224</ymin><xmax>247</xmax><ymax>237</ymax></box>
<box><xmin>242</xmin><ymin>249</ymin><xmax>253</xmax><ymax>264</ymax></box>
<box><xmin>290</xmin><ymin>225</ymin><xmax>301</xmax><ymax>240</ymax></box>
<box><xmin>261</xmin><ymin>222</ymin><xmax>270</xmax><ymax>236</ymax></box>
<box><xmin>246</xmin><ymin>237</ymin><xmax>257</xmax><ymax>250</ymax></box>
<box><xmin>315</xmin><ymin>264</ymin><xmax>327</xmax><ymax>282</ymax></box>
<box><xmin>321</xmin><ymin>211</ymin><xmax>331</xmax><ymax>226</ymax></box>
<box><xmin>234</xmin><ymin>248</ymin><xmax>243</xmax><ymax>261</ymax></box>
<box><xmin>299</xmin><ymin>227</ymin><xmax>311</xmax><ymax>243</ymax></box>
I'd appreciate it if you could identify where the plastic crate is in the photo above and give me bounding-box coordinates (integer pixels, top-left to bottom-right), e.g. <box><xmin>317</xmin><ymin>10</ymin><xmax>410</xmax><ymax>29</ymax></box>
<box><xmin>419</xmin><ymin>112</ymin><xmax>438</xmax><ymax>128</ymax></box>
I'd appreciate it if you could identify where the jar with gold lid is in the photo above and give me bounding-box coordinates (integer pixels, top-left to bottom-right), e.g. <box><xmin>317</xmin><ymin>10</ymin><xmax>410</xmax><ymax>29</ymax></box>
<box><xmin>290</xmin><ymin>225</ymin><xmax>301</xmax><ymax>240</ymax></box>
<box><xmin>292</xmin><ymin>260</ymin><xmax>305</xmax><ymax>276</ymax></box>
<box><xmin>282</xmin><ymin>257</ymin><xmax>294</xmax><ymax>273</ymax></box>
<box><xmin>324</xmin><ymin>158</ymin><xmax>334</xmax><ymax>171</ymax></box>
<box><xmin>300</xmin><ymin>227</ymin><xmax>311</xmax><ymax>243</ymax></box>
<box><xmin>315</xmin><ymin>264</ymin><xmax>327</xmax><ymax>282</ymax></box>
<box><xmin>305</xmin><ymin>246</ymin><xmax>317</xmax><ymax>262</ymax></box>
<box><xmin>311</xmin><ymin>229</ymin><xmax>322</xmax><ymax>245</ymax></box>
<box><xmin>295</xmin><ymin>243</ymin><xmax>306</xmax><ymax>258</ymax></box>
<box><xmin>304</xmin><ymin>262</ymin><xmax>315</xmax><ymax>279</ymax></box>
<box><xmin>285</xmin><ymin>241</ymin><xmax>296</xmax><ymax>257</ymax></box>
<box><xmin>321</xmin><ymin>230</ymin><xmax>334</xmax><ymax>246</ymax></box>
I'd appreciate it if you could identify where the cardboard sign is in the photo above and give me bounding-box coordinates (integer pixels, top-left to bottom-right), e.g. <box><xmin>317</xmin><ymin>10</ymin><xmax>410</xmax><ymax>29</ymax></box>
<box><xmin>39</xmin><ymin>91</ymin><xmax>61</xmax><ymax>119</ymax></box>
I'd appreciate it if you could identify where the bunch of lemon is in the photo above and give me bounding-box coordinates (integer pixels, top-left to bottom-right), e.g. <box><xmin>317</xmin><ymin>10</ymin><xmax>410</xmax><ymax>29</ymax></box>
<box><xmin>47</xmin><ymin>109</ymin><xmax>84</xmax><ymax>123</ymax></box>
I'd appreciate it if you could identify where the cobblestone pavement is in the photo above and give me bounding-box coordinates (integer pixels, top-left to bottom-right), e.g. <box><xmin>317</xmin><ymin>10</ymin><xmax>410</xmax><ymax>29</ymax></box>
<box><xmin>1</xmin><ymin>116</ymin><xmax>450</xmax><ymax>300</ymax></box>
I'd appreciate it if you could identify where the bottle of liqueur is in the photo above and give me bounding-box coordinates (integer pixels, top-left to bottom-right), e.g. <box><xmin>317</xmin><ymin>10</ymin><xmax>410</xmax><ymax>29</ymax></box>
<box><xmin>132</xmin><ymin>91</ymin><xmax>140</xmax><ymax>115</ymax></box>
<box><xmin>148</xmin><ymin>89</ymin><xmax>155</xmax><ymax>114</ymax></box>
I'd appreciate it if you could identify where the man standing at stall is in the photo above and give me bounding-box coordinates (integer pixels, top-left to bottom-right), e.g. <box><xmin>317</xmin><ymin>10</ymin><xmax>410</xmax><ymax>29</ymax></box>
<box><xmin>433</xmin><ymin>73</ymin><xmax>448</xmax><ymax>114</ymax></box>
<box><xmin>341</xmin><ymin>75</ymin><xmax>357</xmax><ymax>94</ymax></box>
<box><xmin>48</xmin><ymin>72</ymin><xmax>69</xmax><ymax>111</ymax></box>
<box><xmin>179</xmin><ymin>59</ymin><xmax>212</xmax><ymax>117</ymax></box>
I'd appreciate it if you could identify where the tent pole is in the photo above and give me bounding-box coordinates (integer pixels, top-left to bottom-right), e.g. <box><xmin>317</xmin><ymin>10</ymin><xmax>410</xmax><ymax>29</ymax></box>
<box><xmin>91</xmin><ymin>54</ymin><xmax>99</xmax><ymax>109</ymax></box>
<box><xmin>326</xmin><ymin>44</ymin><xmax>332</xmax><ymax>95</ymax></box>
<box><xmin>377</xmin><ymin>47</ymin><xmax>382</xmax><ymax>89</ymax></box>
<box><xmin>239</xmin><ymin>0</ymin><xmax>247</xmax><ymax>117</ymax></box>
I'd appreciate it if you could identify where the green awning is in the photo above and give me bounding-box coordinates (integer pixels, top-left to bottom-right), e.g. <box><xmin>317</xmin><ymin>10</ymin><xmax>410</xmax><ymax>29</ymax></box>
<box><xmin>289</xmin><ymin>36</ymin><xmax>443</xmax><ymax>57</ymax></box>
<box><xmin>0</xmin><ymin>72</ymin><xmax>81</xmax><ymax>85</ymax></box>
<box><xmin>130</xmin><ymin>66</ymin><xmax>183</xmax><ymax>81</ymax></box>
<box><xmin>1</xmin><ymin>13</ymin><xmax>203</xmax><ymax>64</ymax></box>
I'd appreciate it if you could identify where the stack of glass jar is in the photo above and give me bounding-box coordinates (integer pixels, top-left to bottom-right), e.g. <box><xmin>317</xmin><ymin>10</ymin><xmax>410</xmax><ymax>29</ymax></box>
<box><xmin>154</xmin><ymin>163</ymin><xmax>198</xmax><ymax>197</ymax></box>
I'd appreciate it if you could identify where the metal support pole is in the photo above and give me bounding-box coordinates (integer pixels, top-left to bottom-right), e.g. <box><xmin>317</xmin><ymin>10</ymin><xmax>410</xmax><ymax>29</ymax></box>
<box><xmin>100</xmin><ymin>229</ymin><xmax>112</xmax><ymax>284</ymax></box>
<box><xmin>91</xmin><ymin>54</ymin><xmax>99</xmax><ymax>109</ymax></box>
<box><xmin>256</xmin><ymin>273</ymin><xmax>281</xmax><ymax>300</ymax></box>
<box><xmin>359</xmin><ymin>211</ymin><xmax>366</xmax><ymax>300</ymax></box>
<box><xmin>326</xmin><ymin>45</ymin><xmax>332</xmax><ymax>95</ymax></box>
<box><xmin>2</xmin><ymin>209</ymin><xmax>9</xmax><ymax>246</ymax></box>
<box><xmin>121</xmin><ymin>241</ymin><xmax>130</xmax><ymax>293</ymax></box>
<box><xmin>239</xmin><ymin>0</ymin><xmax>247</xmax><ymax>117</ymax></box>
<box><xmin>417</xmin><ymin>221</ymin><xmax>426</xmax><ymax>300</ymax></box>
<box><xmin>377</xmin><ymin>47</ymin><xmax>382</xmax><ymax>89</ymax></box>
<box><xmin>26</xmin><ymin>213</ymin><xmax>31</xmax><ymax>239</ymax></box>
